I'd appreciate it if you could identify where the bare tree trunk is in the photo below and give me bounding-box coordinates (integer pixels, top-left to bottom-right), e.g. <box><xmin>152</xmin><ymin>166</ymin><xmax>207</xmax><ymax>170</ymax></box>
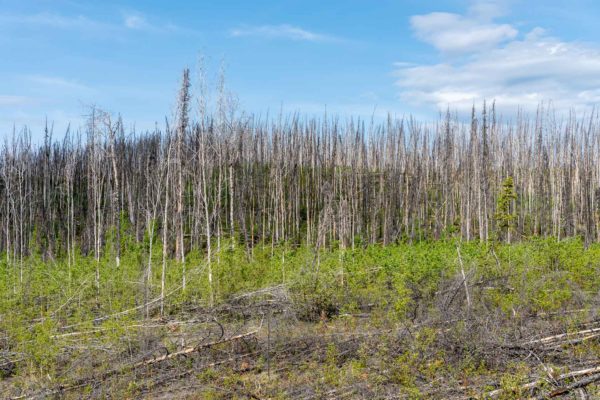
<box><xmin>160</xmin><ymin>126</ymin><xmax>173</xmax><ymax>317</ymax></box>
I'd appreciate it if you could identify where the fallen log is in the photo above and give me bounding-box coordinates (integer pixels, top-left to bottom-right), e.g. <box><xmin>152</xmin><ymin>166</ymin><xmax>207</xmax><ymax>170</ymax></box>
<box><xmin>545</xmin><ymin>333</ymin><xmax>600</xmax><ymax>350</ymax></box>
<box><xmin>486</xmin><ymin>365</ymin><xmax>600</xmax><ymax>398</ymax></box>
<box><xmin>136</xmin><ymin>328</ymin><xmax>259</xmax><ymax>367</ymax></box>
<box><xmin>537</xmin><ymin>373</ymin><xmax>600</xmax><ymax>399</ymax></box>
<box><xmin>522</xmin><ymin>326</ymin><xmax>600</xmax><ymax>347</ymax></box>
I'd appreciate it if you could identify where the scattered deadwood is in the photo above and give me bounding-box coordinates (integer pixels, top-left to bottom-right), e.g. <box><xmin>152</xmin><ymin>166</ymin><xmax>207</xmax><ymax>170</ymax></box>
<box><xmin>522</xmin><ymin>326</ymin><xmax>600</xmax><ymax>347</ymax></box>
<box><xmin>136</xmin><ymin>328</ymin><xmax>260</xmax><ymax>367</ymax></box>
<box><xmin>4</xmin><ymin>283</ymin><xmax>600</xmax><ymax>399</ymax></box>
<box><xmin>7</xmin><ymin>326</ymin><xmax>260</xmax><ymax>400</ymax></box>
<box><xmin>537</xmin><ymin>373</ymin><xmax>600</xmax><ymax>399</ymax></box>
<box><xmin>487</xmin><ymin>365</ymin><xmax>600</xmax><ymax>398</ymax></box>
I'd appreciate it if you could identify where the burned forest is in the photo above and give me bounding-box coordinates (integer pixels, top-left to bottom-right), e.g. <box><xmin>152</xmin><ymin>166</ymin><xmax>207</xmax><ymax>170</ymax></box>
<box><xmin>2</xmin><ymin>70</ymin><xmax>600</xmax><ymax>399</ymax></box>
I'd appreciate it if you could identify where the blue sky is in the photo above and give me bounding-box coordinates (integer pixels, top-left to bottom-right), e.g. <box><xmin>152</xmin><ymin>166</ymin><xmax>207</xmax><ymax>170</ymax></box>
<box><xmin>2</xmin><ymin>0</ymin><xmax>600</xmax><ymax>138</ymax></box>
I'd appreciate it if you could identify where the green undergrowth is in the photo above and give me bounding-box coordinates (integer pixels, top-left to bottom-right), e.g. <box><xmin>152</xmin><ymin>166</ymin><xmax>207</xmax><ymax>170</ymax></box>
<box><xmin>1</xmin><ymin>237</ymin><xmax>600</xmax><ymax>389</ymax></box>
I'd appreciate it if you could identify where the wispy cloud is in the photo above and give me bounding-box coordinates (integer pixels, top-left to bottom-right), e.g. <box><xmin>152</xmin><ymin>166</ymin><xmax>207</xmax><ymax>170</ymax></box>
<box><xmin>0</xmin><ymin>12</ymin><xmax>113</xmax><ymax>31</ymax></box>
<box><xmin>123</xmin><ymin>14</ymin><xmax>149</xmax><ymax>30</ymax></box>
<box><xmin>25</xmin><ymin>75</ymin><xmax>91</xmax><ymax>91</ymax></box>
<box><xmin>0</xmin><ymin>11</ymin><xmax>197</xmax><ymax>37</ymax></box>
<box><xmin>121</xmin><ymin>11</ymin><xmax>199</xmax><ymax>35</ymax></box>
<box><xmin>230</xmin><ymin>24</ymin><xmax>340</xmax><ymax>42</ymax></box>
<box><xmin>0</xmin><ymin>95</ymin><xmax>33</xmax><ymax>107</ymax></box>
<box><xmin>467</xmin><ymin>0</ymin><xmax>511</xmax><ymax>21</ymax></box>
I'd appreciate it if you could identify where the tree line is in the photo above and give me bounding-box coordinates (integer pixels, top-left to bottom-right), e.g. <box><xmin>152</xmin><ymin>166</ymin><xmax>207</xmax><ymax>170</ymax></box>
<box><xmin>2</xmin><ymin>69</ymin><xmax>600</xmax><ymax>272</ymax></box>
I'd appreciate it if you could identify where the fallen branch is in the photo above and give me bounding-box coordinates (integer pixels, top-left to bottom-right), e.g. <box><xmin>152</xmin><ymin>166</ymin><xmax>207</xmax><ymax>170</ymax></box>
<box><xmin>136</xmin><ymin>328</ymin><xmax>260</xmax><ymax>367</ymax></box>
<box><xmin>523</xmin><ymin>326</ymin><xmax>600</xmax><ymax>347</ymax></box>
<box><xmin>486</xmin><ymin>365</ymin><xmax>600</xmax><ymax>398</ymax></box>
<box><xmin>545</xmin><ymin>333</ymin><xmax>600</xmax><ymax>350</ymax></box>
<box><xmin>140</xmin><ymin>350</ymin><xmax>262</xmax><ymax>394</ymax></box>
<box><xmin>537</xmin><ymin>373</ymin><xmax>600</xmax><ymax>399</ymax></box>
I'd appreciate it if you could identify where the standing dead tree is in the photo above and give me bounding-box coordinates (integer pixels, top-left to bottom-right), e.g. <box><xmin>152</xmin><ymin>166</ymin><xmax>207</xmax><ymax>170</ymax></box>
<box><xmin>2</xmin><ymin>87</ymin><xmax>600</xmax><ymax>275</ymax></box>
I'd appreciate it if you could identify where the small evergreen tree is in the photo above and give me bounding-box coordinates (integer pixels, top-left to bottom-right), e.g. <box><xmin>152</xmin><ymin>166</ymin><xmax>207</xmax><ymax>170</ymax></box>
<box><xmin>495</xmin><ymin>176</ymin><xmax>517</xmax><ymax>243</ymax></box>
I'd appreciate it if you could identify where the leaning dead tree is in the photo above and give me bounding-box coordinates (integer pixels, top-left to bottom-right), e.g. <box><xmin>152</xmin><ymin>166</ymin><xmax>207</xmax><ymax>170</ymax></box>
<box><xmin>2</xmin><ymin>71</ymin><xmax>600</xmax><ymax>271</ymax></box>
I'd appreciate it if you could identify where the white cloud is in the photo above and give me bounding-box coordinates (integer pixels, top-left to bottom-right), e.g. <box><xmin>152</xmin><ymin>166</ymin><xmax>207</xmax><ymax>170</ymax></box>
<box><xmin>396</xmin><ymin>29</ymin><xmax>600</xmax><ymax>113</ymax></box>
<box><xmin>230</xmin><ymin>24</ymin><xmax>339</xmax><ymax>42</ymax></box>
<box><xmin>410</xmin><ymin>11</ymin><xmax>517</xmax><ymax>54</ymax></box>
